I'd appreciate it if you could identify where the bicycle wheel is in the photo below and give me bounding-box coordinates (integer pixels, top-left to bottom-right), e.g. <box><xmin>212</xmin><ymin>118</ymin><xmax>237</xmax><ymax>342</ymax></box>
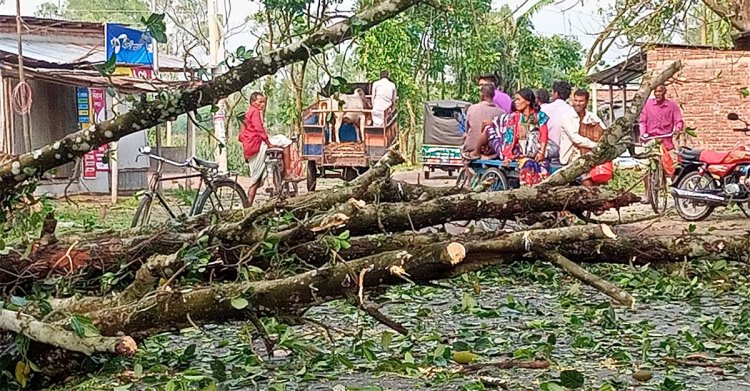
<box><xmin>306</xmin><ymin>160</ymin><xmax>317</xmax><ymax>192</ymax></box>
<box><xmin>455</xmin><ymin>168</ymin><xmax>468</xmax><ymax>188</ymax></box>
<box><xmin>477</xmin><ymin>168</ymin><xmax>509</xmax><ymax>231</ymax></box>
<box><xmin>131</xmin><ymin>193</ymin><xmax>153</xmax><ymax>228</ymax></box>
<box><xmin>272</xmin><ymin>162</ymin><xmax>284</xmax><ymax>196</ymax></box>
<box><xmin>648</xmin><ymin>164</ymin><xmax>669</xmax><ymax>214</ymax></box>
<box><xmin>194</xmin><ymin>180</ymin><xmax>249</xmax><ymax>215</ymax></box>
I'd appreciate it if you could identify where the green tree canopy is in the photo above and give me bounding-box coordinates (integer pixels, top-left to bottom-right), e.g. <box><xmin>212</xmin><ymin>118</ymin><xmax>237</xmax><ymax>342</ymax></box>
<box><xmin>36</xmin><ymin>0</ymin><xmax>149</xmax><ymax>25</ymax></box>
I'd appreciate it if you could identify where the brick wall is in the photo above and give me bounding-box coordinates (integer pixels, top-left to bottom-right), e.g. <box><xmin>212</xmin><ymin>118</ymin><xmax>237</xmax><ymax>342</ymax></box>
<box><xmin>647</xmin><ymin>46</ymin><xmax>750</xmax><ymax>151</ymax></box>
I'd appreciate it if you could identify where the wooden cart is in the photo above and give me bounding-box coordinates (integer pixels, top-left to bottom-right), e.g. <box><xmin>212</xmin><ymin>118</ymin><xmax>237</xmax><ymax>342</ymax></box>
<box><xmin>302</xmin><ymin>87</ymin><xmax>399</xmax><ymax>191</ymax></box>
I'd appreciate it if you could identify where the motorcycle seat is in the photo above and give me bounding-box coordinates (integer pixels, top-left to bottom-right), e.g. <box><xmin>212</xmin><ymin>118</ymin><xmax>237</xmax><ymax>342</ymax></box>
<box><xmin>678</xmin><ymin>148</ymin><xmax>701</xmax><ymax>162</ymax></box>
<box><xmin>699</xmin><ymin>150</ymin><xmax>731</xmax><ymax>164</ymax></box>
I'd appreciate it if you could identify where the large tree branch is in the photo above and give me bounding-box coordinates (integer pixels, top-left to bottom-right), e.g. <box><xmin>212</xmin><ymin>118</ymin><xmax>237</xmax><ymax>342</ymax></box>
<box><xmin>0</xmin><ymin>0</ymin><xmax>425</xmax><ymax>195</ymax></box>
<box><xmin>0</xmin><ymin>309</ymin><xmax>136</xmax><ymax>357</ymax></box>
<box><xmin>701</xmin><ymin>0</ymin><xmax>747</xmax><ymax>31</ymax></box>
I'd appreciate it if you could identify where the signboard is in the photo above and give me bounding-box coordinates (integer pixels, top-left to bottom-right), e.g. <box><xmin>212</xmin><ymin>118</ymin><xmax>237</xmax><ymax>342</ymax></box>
<box><xmin>91</xmin><ymin>88</ymin><xmax>106</xmax><ymax>124</ymax></box>
<box><xmin>113</xmin><ymin>66</ymin><xmax>154</xmax><ymax>79</ymax></box>
<box><xmin>90</xmin><ymin>88</ymin><xmax>110</xmax><ymax>173</ymax></box>
<box><xmin>83</xmin><ymin>152</ymin><xmax>97</xmax><ymax>179</ymax></box>
<box><xmin>79</xmin><ymin>88</ymin><xmax>110</xmax><ymax>178</ymax></box>
<box><xmin>131</xmin><ymin>66</ymin><xmax>153</xmax><ymax>79</ymax></box>
<box><xmin>76</xmin><ymin>87</ymin><xmax>90</xmax><ymax>124</ymax></box>
<box><xmin>105</xmin><ymin>23</ymin><xmax>154</xmax><ymax>66</ymax></box>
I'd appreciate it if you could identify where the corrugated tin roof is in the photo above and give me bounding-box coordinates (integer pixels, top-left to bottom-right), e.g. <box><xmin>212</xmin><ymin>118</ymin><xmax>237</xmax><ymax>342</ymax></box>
<box><xmin>0</xmin><ymin>37</ymin><xmax>101</xmax><ymax>66</ymax></box>
<box><xmin>588</xmin><ymin>52</ymin><xmax>647</xmax><ymax>86</ymax></box>
<box><xmin>0</xmin><ymin>35</ymin><xmax>197</xmax><ymax>71</ymax></box>
<box><xmin>0</xmin><ymin>64</ymin><xmax>202</xmax><ymax>93</ymax></box>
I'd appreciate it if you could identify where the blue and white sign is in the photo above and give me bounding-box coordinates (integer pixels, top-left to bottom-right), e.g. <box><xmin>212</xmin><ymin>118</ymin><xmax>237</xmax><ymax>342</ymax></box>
<box><xmin>105</xmin><ymin>23</ymin><xmax>154</xmax><ymax>66</ymax></box>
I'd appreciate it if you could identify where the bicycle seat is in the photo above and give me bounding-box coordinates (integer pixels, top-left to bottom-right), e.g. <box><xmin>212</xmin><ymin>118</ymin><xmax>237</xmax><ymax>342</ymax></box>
<box><xmin>192</xmin><ymin>157</ymin><xmax>219</xmax><ymax>169</ymax></box>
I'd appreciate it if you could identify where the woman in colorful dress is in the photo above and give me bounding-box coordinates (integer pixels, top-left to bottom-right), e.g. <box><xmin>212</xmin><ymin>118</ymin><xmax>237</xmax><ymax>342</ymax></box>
<box><xmin>485</xmin><ymin>88</ymin><xmax>552</xmax><ymax>186</ymax></box>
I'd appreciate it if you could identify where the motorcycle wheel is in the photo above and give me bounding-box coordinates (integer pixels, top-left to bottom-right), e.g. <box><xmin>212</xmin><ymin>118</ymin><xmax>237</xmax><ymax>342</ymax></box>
<box><xmin>674</xmin><ymin>170</ymin><xmax>716</xmax><ymax>221</ymax></box>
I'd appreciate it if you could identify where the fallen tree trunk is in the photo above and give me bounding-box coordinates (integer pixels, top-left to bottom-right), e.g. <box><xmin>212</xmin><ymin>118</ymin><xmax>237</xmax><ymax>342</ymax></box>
<box><xmin>47</xmin><ymin>222</ymin><xmax>750</xmax><ymax>337</ymax></box>
<box><xmin>69</xmin><ymin>225</ymin><xmax>619</xmax><ymax>336</ymax></box>
<box><xmin>0</xmin><ymin>181</ymin><xmax>631</xmax><ymax>292</ymax></box>
<box><xmin>0</xmin><ymin>148</ymin><xmax>463</xmax><ymax>292</ymax></box>
<box><xmin>278</xmin><ymin>186</ymin><xmax>638</xmax><ymax>244</ymax></box>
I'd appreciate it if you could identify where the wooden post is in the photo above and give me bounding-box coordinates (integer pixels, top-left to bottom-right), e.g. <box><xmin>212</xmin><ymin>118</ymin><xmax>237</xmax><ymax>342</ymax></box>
<box><xmin>185</xmin><ymin>112</ymin><xmax>196</xmax><ymax>189</ymax></box>
<box><xmin>590</xmin><ymin>82</ymin><xmax>598</xmax><ymax>114</ymax></box>
<box><xmin>359</xmin><ymin>114</ymin><xmax>366</xmax><ymax>142</ymax></box>
<box><xmin>5</xmin><ymin>79</ymin><xmax>14</xmax><ymax>154</ymax></box>
<box><xmin>165</xmin><ymin>121</ymin><xmax>172</xmax><ymax>146</ymax></box>
<box><xmin>110</xmin><ymin>141</ymin><xmax>118</xmax><ymax>205</ymax></box>
<box><xmin>155</xmin><ymin>125</ymin><xmax>162</xmax><ymax>192</ymax></box>
<box><xmin>0</xmin><ymin>69</ymin><xmax>5</xmax><ymax>154</ymax></box>
<box><xmin>621</xmin><ymin>84</ymin><xmax>627</xmax><ymax>113</ymax></box>
<box><xmin>15</xmin><ymin>0</ymin><xmax>31</xmax><ymax>153</ymax></box>
<box><xmin>608</xmin><ymin>84</ymin><xmax>615</xmax><ymax>123</ymax></box>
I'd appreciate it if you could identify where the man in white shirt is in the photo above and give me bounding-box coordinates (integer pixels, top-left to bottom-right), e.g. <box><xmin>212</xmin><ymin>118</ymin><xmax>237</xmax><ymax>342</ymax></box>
<box><xmin>541</xmin><ymin>81</ymin><xmax>596</xmax><ymax>165</ymax></box>
<box><xmin>371</xmin><ymin>70</ymin><xmax>397</xmax><ymax>126</ymax></box>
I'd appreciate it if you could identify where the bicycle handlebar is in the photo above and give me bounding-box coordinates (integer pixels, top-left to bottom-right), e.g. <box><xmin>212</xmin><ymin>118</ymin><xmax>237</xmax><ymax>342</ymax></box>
<box><xmin>641</xmin><ymin>131</ymin><xmax>675</xmax><ymax>141</ymax></box>
<box><xmin>137</xmin><ymin>146</ymin><xmax>191</xmax><ymax>168</ymax></box>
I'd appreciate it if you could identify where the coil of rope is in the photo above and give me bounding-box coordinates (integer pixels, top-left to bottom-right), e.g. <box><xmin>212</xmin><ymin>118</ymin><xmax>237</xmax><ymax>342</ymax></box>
<box><xmin>12</xmin><ymin>81</ymin><xmax>32</xmax><ymax>115</ymax></box>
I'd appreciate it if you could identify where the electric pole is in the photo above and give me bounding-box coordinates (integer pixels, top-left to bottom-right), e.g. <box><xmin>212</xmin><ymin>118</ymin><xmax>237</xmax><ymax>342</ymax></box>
<box><xmin>208</xmin><ymin>0</ymin><xmax>228</xmax><ymax>172</ymax></box>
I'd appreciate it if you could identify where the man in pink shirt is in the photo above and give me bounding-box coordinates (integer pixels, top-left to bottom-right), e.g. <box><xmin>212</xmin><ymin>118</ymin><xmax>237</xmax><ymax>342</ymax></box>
<box><xmin>478</xmin><ymin>74</ymin><xmax>511</xmax><ymax>114</ymax></box>
<box><xmin>638</xmin><ymin>84</ymin><xmax>684</xmax><ymax>203</ymax></box>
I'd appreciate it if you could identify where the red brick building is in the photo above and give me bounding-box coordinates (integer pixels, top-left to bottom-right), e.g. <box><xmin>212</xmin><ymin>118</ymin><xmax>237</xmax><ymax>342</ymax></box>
<box><xmin>591</xmin><ymin>44</ymin><xmax>750</xmax><ymax>152</ymax></box>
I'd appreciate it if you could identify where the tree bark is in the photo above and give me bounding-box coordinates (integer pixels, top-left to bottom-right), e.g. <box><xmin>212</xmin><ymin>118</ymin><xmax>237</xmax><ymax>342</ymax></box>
<box><xmin>535</xmin><ymin>249</ymin><xmax>635</xmax><ymax>307</ymax></box>
<box><xmin>0</xmin><ymin>309</ymin><xmax>136</xmax><ymax>357</ymax></box>
<box><xmin>701</xmin><ymin>0</ymin><xmax>750</xmax><ymax>32</ymax></box>
<box><xmin>289</xmin><ymin>187</ymin><xmax>637</xmax><ymax>241</ymax></box>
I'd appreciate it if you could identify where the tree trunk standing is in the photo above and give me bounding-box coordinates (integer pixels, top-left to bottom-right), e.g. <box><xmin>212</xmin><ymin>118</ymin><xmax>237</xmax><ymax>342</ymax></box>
<box><xmin>292</xmin><ymin>59</ymin><xmax>308</xmax><ymax>135</ymax></box>
<box><xmin>406</xmin><ymin>100</ymin><xmax>418</xmax><ymax>165</ymax></box>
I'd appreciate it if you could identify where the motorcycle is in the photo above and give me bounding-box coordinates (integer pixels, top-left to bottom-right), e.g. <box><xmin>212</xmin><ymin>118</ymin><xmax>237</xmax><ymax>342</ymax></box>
<box><xmin>670</xmin><ymin>113</ymin><xmax>750</xmax><ymax>221</ymax></box>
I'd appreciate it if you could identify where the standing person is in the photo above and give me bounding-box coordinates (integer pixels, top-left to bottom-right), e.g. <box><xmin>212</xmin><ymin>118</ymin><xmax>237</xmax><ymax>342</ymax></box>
<box><xmin>572</xmin><ymin>89</ymin><xmax>608</xmax><ymax>186</ymax></box>
<box><xmin>371</xmin><ymin>70</ymin><xmax>398</xmax><ymax>126</ymax></box>
<box><xmin>485</xmin><ymin>88</ymin><xmax>551</xmax><ymax>186</ymax></box>
<box><xmin>639</xmin><ymin>84</ymin><xmax>684</xmax><ymax>203</ymax></box>
<box><xmin>460</xmin><ymin>83</ymin><xmax>504</xmax><ymax>185</ymax></box>
<box><xmin>543</xmin><ymin>80</ymin><xmax>593</xmax><ymax>165</ymax></box>
<box><xmin>478</xmin><ymin>74</ymin><xmax>512</xmax><ymax>114</ymax></box>
<box><xmin>238</xmin><ymin>92</ymin><xmax>299</xmax><ymax>204</ymax></box>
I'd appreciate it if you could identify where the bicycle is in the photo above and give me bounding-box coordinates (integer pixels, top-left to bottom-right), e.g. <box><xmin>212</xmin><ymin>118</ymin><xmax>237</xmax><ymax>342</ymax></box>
<box><xmin>131</xmin><ymin>146</ymin><xmax>249</xmax><ymax>228</ymax></box>
<box><xmin>264</xmin><ymin>146</ymin><xmax>300</xmax><ymax>198</ymax></box>
<box><xmin>630</xmin><ymin>131</ymin><xmax>675</xmax><ymax>215</ymax></box>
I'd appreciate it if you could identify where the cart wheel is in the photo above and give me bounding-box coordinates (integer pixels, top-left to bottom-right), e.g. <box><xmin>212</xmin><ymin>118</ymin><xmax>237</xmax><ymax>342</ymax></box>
<box><xmin>342</xmin><ymin>167</ymin><xmax>359</xmax><ymax>182</ymax></box>
<box><xmin>307</xmin><ymin>160</ymin><xmax>317</xmax><ymax>192</ymax></box>
<box><xmin>424</xmin><ymin>170</ymin><xmax>431</xmax><ymax>180</ymax></box>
